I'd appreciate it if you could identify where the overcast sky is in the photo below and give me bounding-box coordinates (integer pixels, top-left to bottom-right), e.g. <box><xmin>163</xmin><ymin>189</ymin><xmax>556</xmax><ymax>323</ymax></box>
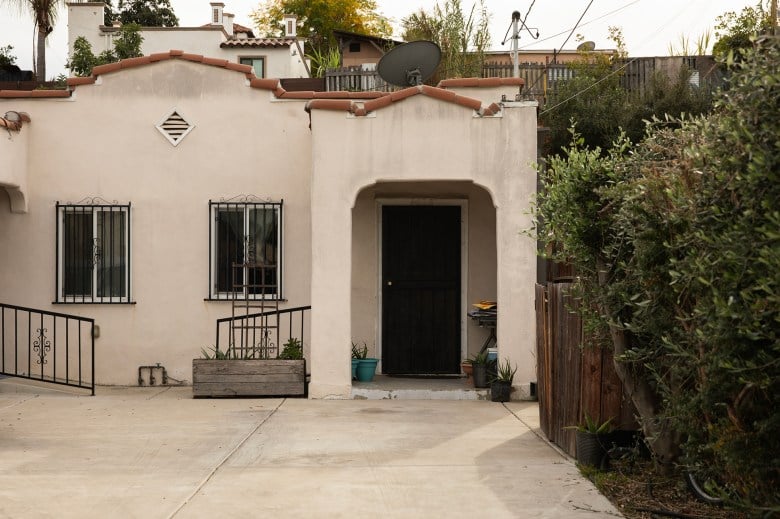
<box><xmin>0</xmin><ymin>0</ymin><xmax>753</xmax><ymax>80</ymax></box>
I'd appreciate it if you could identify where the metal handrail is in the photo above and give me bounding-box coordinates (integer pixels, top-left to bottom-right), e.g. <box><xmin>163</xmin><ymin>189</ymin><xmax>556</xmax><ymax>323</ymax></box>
<box><xmin>215</xmin><ymin>305</ymin><xmax>311</xmax><ymax>358</ymax></box>
<box><xmin>0</xmin><ymin>302</ymin><xmax>95</xmax><ymax>395</ymax></box>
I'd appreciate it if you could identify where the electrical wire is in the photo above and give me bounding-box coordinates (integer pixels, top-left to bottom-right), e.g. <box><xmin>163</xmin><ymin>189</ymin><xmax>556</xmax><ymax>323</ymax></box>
<box><xmin>519</xmin><ymin>0</ymin><xmax>640</xmax><ymax>50</ymax></box>
<box><xmin>558</xmin><ymin>0</ymin><xmax>596</xmax><ymax>55</ymax></box>
<box><xmin>538</xmin><ymin>57</ymin><xmax>639</xmax><ymax>116</ymax></box>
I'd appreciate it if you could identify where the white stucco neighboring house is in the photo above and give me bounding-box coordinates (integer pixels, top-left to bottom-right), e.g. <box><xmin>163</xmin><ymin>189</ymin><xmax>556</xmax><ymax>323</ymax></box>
<box><xmin>67</xmin><ymin>1</ymin><xmax>309</xmax><ymax>78</ymax></box>
<box><xmin>0</xmin><ymin>52</ymin><xmax>537</xmax><ymax>399</ymax></box>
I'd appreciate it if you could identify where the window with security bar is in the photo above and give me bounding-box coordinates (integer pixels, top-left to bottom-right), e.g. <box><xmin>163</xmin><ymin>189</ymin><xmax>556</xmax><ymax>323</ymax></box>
<box><xmin>209</xmin><ymin>199</ymin><xmax>282</xmax><ymax>299</ymax></box>
<box><xmin>56</xmin><ymin>201</ymin><xmax>131</xmax><ymax>303</ymax></box>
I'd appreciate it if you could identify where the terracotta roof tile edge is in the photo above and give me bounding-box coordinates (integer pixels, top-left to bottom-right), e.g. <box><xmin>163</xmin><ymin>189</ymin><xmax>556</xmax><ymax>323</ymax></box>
<box><xmin>249</xmin><ymin>78</ymin><xmax>281</xmax><ymax>91</ymax></box>
<box><xmin>66</xmin><ymin>76</ymin><xmax>96</xmax><ymax>86</ymax></box>
<box><xmin>304</xmin><ymin>99</ymin><xmax>355</xmax><ymax>113</ymax></box>
<box><xmin>0</xmin><ymin>90</ymin><xmax>70</xmax><ymax>99</ymax></box>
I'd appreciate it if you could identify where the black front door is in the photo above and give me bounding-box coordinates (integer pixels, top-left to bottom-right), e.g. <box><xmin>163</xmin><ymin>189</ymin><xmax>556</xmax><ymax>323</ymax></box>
<box><xmin>382</xmin><ymin>205</ymin><xmax>461</xmax><ymax>374</ymax></box>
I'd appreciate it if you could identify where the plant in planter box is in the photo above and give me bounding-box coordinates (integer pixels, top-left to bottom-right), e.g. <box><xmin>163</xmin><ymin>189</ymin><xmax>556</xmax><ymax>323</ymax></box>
<box><xmin>470</xmin><ymin>351</ymin><xmax>490</xmax><ymax>388</ymax></box>
<box><xmin>490</xmin><ymin>358</ymin><xmax>517</xmax><ymax>402</ymax></box>
<box><xmin>568</xmin><ymin>415</ymin><xmax>614</xmax><ymax>468</ymax></box>
<box><xmin>279</xmin><ymin>337</ymin><xmax>303</xmax><ymax>359</ymax></box>
<box><xmin>193</xmin><ymin>339</ymin><xmax>306</xmax><ymax>398</ymax></box>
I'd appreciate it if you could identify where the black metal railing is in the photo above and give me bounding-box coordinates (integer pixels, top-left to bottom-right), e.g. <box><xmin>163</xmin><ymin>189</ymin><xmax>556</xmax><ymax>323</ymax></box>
<box><xmin>215</xmin><ymin>306</ymin><xmax>310</xmax><ymax>359</ymax></box>
<box><xmin>1</xmin><ymin>303</ymin><xmax>95</xmax><ymax>394</ymax></box>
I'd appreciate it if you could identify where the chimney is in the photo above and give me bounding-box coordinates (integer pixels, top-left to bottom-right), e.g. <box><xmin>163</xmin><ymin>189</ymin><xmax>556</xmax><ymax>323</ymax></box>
<box><xmin>283</xmin><ymin>14</ymin><xmax>297</xmax><ymax>38</ymax></box>
<box><xmin>210</xmin><ymin>2</ymin><xmax>224</xmax><ymax>26</ymax></box>
<box><xmin>223</xmin><ymin>12</ymin><xmax>234</xmax><ymax>36</ymax></box>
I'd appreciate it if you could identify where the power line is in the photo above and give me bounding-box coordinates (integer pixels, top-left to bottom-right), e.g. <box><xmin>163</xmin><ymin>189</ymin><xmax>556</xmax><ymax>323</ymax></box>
<box><xmin>557</xmin><ymin>0</ymin><xmax>596</xmax><ymax>56</ymax></box>
<box><xmin>519</xmin><ymin>0</ymin><xmax>641</xmax><ymax>50</ymax></box>
<box><xmin>538</xmin><ymin>57</ymin><xmax>639</xmax><ymax>116</ymax></box>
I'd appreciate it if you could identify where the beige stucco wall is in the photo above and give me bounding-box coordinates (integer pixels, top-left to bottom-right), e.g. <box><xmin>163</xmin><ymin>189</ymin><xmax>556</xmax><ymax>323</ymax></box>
<box><xmin>0</xmin><ymin>59</ymin><xmax>312</xmax><ymax>385</ymax></box>
<box><xmin>309</xmin><ymin>94</ymin><xmax>538</xmax><ymax>399</ymax></box>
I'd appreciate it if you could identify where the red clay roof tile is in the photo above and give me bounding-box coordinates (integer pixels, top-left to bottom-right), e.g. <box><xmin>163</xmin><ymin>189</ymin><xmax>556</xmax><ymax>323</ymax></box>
<box><xmin>249</xmin><ymin>78</ymin><xmax>279</xmax><ymax>90</ymax></box>
<box><xmin>180</xmin><ymin>53</ymin><xmax>204</xmax><ymax>63</ymax></box>
<box><xmin>119</xmin><ymin>56</ymin><xmax>151</xmax><ymax>69</ymax></box>
<box><xmin>148</xmin><ymin>52</ymin><xmax>171</xmax><ymax>62</ymax></box>
<box><xmin>202</xmin><ymin>57</ymin><xmax>229</xmax><ymax>68</ymax></box>
<box><xmin>454</xmin><ymin>94</ymin><xmax>482</xmax><ymax>111</ymax></box>
<box><xmin>91</xmin><ymin>61</ymin><xmax>122</xmax><ymax>75</ymax></box>
<box><xmin>280</xmin><ymin>91</ymin><xmax>315</xmax><ymax>99</ymax></box>
<box><xmin>363</xmin><ymin>95</ymin><xmax>393</xmax><ymax>112</ymax></box>
<box><xmin>66</xmin><ymin>76</ymin><xmax>96</xmax><ymax>86</ymax></box>
<box><xmin>225</xmin><ymin>62</ymin><xmax>252</xmax><ymax>74</ymax></box>
<box><xmin>305</xmin><ymin>99</ymin><xmax>354</xmax><ymax>112</ymax></box>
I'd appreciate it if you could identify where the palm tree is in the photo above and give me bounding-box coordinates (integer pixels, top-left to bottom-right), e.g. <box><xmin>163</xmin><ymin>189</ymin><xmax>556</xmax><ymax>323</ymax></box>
<box><xmin>4</xmin><ymin>0</ymin><xmax>63</xmax><ymax>81</ymax></box>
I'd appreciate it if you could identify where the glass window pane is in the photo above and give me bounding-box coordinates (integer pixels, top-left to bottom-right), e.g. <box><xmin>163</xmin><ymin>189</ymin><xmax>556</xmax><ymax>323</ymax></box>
<box><xmin>63</xmin><ymin>211</ymin><xmax>93</xmax><ymax>297</ymax></box>
<box><xmin>240</xmin><ymin>57</ymin><xmax>264</xmax><ymax>78</ymax></box>
<box><xmin>248</xmin><ymin>207</ymin><xmax>277</xmax><ymax>295</ymax></box>
<box><xmin>216</xmin><ymin>208</ymin><xmax>244</xmax><ymax>293</ymax></box>
<box><xmin>96</xmin><ymin>210</ymin><xmax>126</xmax><ymax>298</ymax></box>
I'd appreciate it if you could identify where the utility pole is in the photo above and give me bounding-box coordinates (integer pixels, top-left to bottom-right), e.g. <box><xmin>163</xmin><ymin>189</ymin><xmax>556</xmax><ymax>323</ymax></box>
<box><xmin>511</xmin><ymin>11</ymin><xmax>520</xmax><ymax>78</ymax></box>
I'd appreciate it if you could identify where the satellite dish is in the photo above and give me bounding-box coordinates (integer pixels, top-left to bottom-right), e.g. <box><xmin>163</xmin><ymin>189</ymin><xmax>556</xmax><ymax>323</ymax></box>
<box><xmin>378</xmin><ymin>41</ymin><xmax>441</xmax><ymax>87</ymax></box>
<box><xmin>577</xmin><ymin>41</ymin><xmax>596</xmax><ymax>52</ymax></box>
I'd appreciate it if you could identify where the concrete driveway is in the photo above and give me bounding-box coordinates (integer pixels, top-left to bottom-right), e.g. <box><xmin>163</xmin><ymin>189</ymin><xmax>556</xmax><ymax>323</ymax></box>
<box><xmin>0</xmin><ymin>380</ymin><xmax>621</xmax><ymax>518</ymax></box>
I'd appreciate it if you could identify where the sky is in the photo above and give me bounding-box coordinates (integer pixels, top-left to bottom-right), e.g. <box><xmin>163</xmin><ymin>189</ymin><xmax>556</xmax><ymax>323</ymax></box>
<box><xmin>0</xmin><ymin>0</ymin><xmax>754</xmax><ymax>80</ymax></box>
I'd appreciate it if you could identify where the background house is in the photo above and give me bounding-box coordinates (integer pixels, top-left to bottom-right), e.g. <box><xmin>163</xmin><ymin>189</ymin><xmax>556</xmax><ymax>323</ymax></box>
<box><xmin>67</xmin><ymin>1</ymin><xmax>309</xmax><ymax>78</ymax></box>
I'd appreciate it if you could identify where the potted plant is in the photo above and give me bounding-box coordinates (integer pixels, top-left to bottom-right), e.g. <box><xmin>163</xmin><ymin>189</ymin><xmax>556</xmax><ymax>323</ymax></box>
<box><xmin>461</xmin><ymin>357</ymin><xmax>474</xmax><ymax>384</ymax></box>
<box><xmin>470</xmin><ymin>351</ymin><xmax>490</xmax><ymax>388</ymax></box>
<box><xmin>353</xmin><ymin>342</ymin><xmax>379</xmax><ymax>382</ymax></box>
<box><xmin>569</xmin><ymin>414</ymin><xmax>614</xmax><ymax>467</ymax></box>
<box><xmin>351</xmin><ymin>342</ymin><xmax>365</xmax><ymax>380</ymax></box>
<box><xmin>192</xmin><ymin>338</ymin><xmax>306</xmax><ymax>397</ymax></box>
<box><xmin>490</xmin><ymin>358</ymin><xmax>517</xmax><ymax>402</ymax></box>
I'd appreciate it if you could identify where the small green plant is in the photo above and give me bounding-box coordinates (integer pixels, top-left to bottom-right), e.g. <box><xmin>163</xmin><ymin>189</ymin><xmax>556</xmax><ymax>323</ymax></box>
<box><xmin>278</xmin><ymin>337</ymin><xmax>303</xmax><ymax>360</ymax></box>
<box><xmin>570</xmin><ymin>414</ymin><xmax>614</xmax><ymax>435</ymax></box>
<box><xmin>469</xmin><ymin>350</ymin><xmax>489</xmax><ymax>365</ymax></box>
<box><xmin>351</xmin><ymin>341</ymin><xmax>368</xmax><ymax>359</ymax></box>
<box><xmin>492</xmin><ymin>358</ymin><xmax>517</xmax><ymax>383</ymax></box>
<box><xmin>200</xmin><ymin>345</ymin><xmax>234</xmax><ymax>360</ymax></box>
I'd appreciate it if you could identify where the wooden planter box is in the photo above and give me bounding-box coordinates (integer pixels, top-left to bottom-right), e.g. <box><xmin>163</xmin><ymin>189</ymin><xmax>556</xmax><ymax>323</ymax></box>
<box><xmin>192</xmin><ymin>359</ymin><xmax>305</xmax><ymax>398</ymax></box>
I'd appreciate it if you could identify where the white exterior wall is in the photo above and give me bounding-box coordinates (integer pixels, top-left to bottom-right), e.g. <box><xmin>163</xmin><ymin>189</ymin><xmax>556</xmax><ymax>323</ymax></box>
<box><xmin>0</xmin><ymin>60</ymin><xmax>312</xmax><ymax>385</ymax></box>
<box><xmin>309</xmin><ymin>96</ymin><xmax>538</xmax><ymax>399</ymax></box>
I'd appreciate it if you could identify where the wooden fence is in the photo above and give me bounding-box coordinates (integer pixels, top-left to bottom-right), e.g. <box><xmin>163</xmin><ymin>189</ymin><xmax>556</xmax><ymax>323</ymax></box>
<box><xmin>536</xmin><ymin>282</ymin><xmax>637</xmax><ymax>457</ymax></box>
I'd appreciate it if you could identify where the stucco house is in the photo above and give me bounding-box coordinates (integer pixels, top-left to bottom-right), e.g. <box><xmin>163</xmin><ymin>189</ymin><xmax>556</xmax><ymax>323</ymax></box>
<box><xmin>67</xmin><ymin>1</ymin><xmax>309</xmax><ymax>78</ymax></box>
<box><xmin>0</xmin><ymin>47</ymin><xmax>537</xmax><ymax>398</ymax></box>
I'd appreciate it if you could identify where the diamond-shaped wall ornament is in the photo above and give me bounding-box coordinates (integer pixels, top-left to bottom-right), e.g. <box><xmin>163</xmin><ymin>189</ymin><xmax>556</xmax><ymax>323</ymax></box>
<box><xmin>156</xmin><ymin>108</ymin><xmax>195</xmax><ymax>146</ymax></box>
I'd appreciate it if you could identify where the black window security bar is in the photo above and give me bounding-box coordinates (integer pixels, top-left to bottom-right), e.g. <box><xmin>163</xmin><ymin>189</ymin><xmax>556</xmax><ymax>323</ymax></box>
<box><xmin>209</xmin><ymin>197</ymin><xmax>283</xmax><ymax>300</ymax></box>
<box><xmin>216</xmin><ymin>305</ymin><xmax>310</xmax><ymax>359</ymax></box>
<box><xmin>1</xmin><ymin>303</ymin><xmax>95</xmax><ymax>395</ymax></box>
<box><xmin>56</xmin><ymin>200</ymin><xmax>131</xmax><ymax>303</ymax></box>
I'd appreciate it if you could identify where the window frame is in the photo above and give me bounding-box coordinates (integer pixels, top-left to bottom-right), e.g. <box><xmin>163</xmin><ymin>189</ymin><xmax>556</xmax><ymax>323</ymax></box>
<box><xmin>238</xmin><ymin>56</ymin><xmax>266</xmax><ymax>78</ymax></box>
<box><xmin>208</xmin><ymin>199</ymin><xmax>283</xmax><ymax>301</ymax></box>
<box><xmin>55</xmin><ymin>201</ymin><xmax>132</xmax><ymax>304</ymax></box>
